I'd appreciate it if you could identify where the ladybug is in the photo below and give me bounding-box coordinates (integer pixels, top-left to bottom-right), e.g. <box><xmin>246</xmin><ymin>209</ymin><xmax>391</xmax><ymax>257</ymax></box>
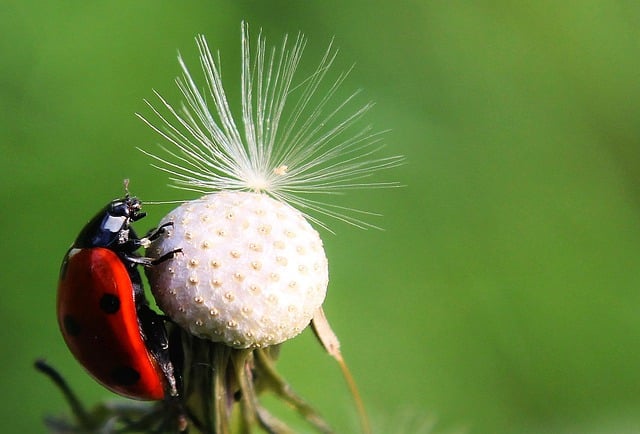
<box><xmin>57</xmin><ymin>190</ymin><xmax>181</xmax><ymax>401</ymax></box>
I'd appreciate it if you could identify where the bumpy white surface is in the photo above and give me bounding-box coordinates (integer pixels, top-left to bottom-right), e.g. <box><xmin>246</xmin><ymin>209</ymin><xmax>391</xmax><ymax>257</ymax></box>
<box><xmin>146</xmin><ymin>191</ymin><xmax>328</xmax><ymax>348</ymax></box>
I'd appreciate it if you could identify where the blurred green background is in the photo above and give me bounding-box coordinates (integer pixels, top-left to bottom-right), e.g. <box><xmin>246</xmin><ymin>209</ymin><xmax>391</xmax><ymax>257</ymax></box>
<box><xmin>3</xmin><ymin>1</ymin><xmax>640</xmax><ymax>433</ymax></box>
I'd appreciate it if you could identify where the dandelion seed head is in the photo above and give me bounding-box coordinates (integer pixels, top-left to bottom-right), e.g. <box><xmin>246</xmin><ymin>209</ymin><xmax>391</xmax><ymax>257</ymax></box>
<box><xmin>147</xmin><ymin>191</ymin><xmax>328</xmax><ymax>348</ymax></box>
<box><xmin>139</xmin><ymin>21</ymin><xmax>403</xmax><ymax>232</ymax></box>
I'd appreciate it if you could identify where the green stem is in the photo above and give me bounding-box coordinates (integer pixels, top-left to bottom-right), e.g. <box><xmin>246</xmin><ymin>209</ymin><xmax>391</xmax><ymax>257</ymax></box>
<box><xmin>254</xmin><ymin>349</ymin><xmax>335</xmax><ymax>434</ymax></box>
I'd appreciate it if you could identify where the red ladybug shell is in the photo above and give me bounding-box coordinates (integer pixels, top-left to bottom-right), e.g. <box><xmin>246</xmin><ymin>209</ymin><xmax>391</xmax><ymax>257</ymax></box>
<box><xmin>57</xmin><ymin>247</ymin><xmax>165</xmax><ymax>400</ymax></box>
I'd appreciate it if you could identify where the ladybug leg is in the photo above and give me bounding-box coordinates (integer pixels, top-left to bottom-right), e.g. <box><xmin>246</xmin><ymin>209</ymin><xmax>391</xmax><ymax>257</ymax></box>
<box><xmin>136</xmin><ymin>222</ymin><xmax>175</xmax><ymax>249</ymax></box>
<box><xmin>127</xmin><ymin>223</ymin><xmax>175</xmax><ymax>251</ymax></box>
<box><xmin>146</xmin><ymin>222</ymin><xmax>174</xmax><ymax>242</ymax></box>
<box><xmin>124</xmin><ymin>248</ymin><xmax>182</xmax><ymax>267</ymax></box>
<box><xmin>150</xmin><ymin>248</ymin><xmax>183</xmax><ymax>265</ymax></box>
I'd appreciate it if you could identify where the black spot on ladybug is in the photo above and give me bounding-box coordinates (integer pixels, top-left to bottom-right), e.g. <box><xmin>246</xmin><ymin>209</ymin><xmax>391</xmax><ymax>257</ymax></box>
<box><xmin>111</xmin><ymin>366</ymin><xmax>141</xmax><ymax>386</ymax></box>
<box><xmin>63</xmin><ymin>314</ymin><xmax>81</xmax><ymax>336</ymax></box>
<box><xmin>99</xmin><ymin>293</ymin><xmax>121</xmax><ymax>314</ymax></box>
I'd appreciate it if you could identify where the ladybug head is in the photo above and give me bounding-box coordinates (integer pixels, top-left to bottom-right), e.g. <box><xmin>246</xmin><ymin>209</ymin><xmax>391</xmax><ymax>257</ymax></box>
<box><xmin>74</xmin><ymin>196</ymin><xmax>148</xmax><ymax>249</ymax></box>
<box><xmin>109</xmin><ymin>196</ymin><xmax>146</xmax><ymax>223</ymax></box>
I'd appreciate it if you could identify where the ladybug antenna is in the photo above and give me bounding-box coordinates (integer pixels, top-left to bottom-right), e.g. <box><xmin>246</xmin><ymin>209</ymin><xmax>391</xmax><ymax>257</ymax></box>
<box><xmin>123</xmin><ymin>178</ymin><xmax>131</xmax><ymax>199</ymax></box>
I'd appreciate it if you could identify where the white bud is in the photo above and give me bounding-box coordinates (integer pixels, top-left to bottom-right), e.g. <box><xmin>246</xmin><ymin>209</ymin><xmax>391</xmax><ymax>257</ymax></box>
<box><xmin>147</xmin><ymin>191</ymin><xmax>328</xmax><ymax>348</ymax></box>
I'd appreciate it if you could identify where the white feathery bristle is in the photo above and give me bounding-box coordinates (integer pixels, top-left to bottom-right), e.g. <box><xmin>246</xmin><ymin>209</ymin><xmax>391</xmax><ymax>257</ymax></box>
<box><xmin>139</xmin><ymin>21</ymin><xmax>403</xmax><ymax>232</ymax></box>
